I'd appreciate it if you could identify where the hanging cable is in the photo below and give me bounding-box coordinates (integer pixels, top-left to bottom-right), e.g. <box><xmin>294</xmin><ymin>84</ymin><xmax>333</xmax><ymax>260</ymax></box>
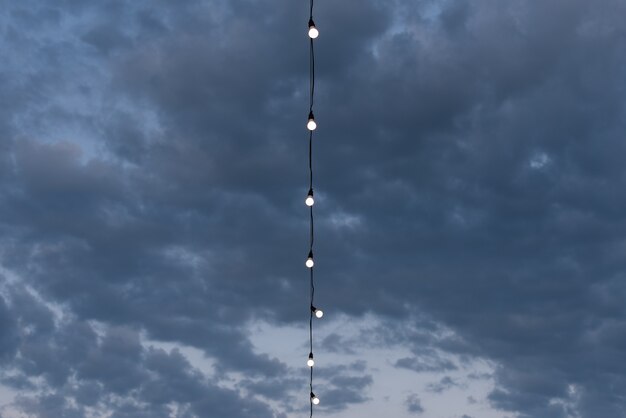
<box><xmin>305</xmin><ymin>0</ymin><xmax>322</xmax><ymax>416</ymax></box>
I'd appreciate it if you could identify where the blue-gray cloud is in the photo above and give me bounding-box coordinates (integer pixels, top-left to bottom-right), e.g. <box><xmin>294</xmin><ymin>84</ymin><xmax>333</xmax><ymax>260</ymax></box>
<box><xmin>1</xmin><ymin>0</ymin><xmax>626</xmax><ymax>417</ymax></box>
<box><xmin>406</xmin><ymin>394</ymin><xmax>424</xmax><ymax>415</ymax></box>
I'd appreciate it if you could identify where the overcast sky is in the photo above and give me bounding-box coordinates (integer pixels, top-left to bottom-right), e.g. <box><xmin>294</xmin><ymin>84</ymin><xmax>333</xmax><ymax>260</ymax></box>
<box><xmin>1</xmin><ymin>0</ymin><xmax>626</xmax><ymax>417</ymax></box>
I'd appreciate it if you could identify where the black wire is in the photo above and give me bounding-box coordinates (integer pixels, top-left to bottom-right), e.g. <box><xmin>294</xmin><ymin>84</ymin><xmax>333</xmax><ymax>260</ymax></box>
<box><xmin>310</xmin><ymin>40</ymin><xmax>315</xmax><ymax>110</ymax></box>
<box><xmin>309</xmin><ymin>131</ymin><xmax>313</xmax><ymax>192</ymax></box>
<box><xmin>310</xmin><ymin>268</ymin><xmax>315</xmax><ymax>350</ymax></box>
<box><xmin>308</xmin><ymin>0</ymin><xmax>316</xmax><ymax>416</ymax></box>
<box><xmin>309</xmin><ymin>133</ymin><xmax>314</xmax><ymax>248</ymax></box>
<box><xmin>309</xmin><ymin>0</ymin><xmax>315</xmax><ymax>418</ymax></box>
<box><xmin>310</xmin><ymin>268</ymin><xmax>314</xmax><ymax>418</ymax></box>
<box><xmin>310</xmin><ymin>208</ymin><xmax>314</xmax><ymax>249</ymax></box>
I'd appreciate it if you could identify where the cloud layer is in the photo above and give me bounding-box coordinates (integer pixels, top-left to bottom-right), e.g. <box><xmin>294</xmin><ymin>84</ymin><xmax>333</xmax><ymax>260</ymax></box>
<box><xmin>1</xmin><ymin>0</ymin><xmax>626</xmax><ymax>417</ymax></box>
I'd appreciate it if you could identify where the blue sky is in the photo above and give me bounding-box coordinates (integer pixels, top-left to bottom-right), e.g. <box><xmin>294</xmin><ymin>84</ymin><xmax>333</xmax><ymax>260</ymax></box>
<box><xmin>1</xmin><ymin>0</ymin><xmax>626</xmax><ymax>417</ymax></box>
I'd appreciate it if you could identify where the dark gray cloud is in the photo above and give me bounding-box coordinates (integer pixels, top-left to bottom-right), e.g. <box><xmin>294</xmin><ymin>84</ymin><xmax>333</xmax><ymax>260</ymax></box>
<box><xmin>1</xmin><ymin>286</ymin><xmax>277</xmax><ymax>417</ymax></box>
<box><xmin>1</xmin><ymin>0</ymin><xmax>626</xmax><ymax>417</ymax></box>
<box><xmin>426</xmin><ymin>376</ymin><xmax>463</xmax><ymax>394</ymax></box>
<box><xmin>313</xmin><ymin>361</ymin><xmax>373</xmax><ymax>412</ymax></box>
<box><xmin>0</xmin><ymin>294</ymin><xmax>19</xmax><ymax>364</ymax></box>
<box><xmin>395</xmin><ymin>353</ymin><xmax>458</xmax><ymax>373</ymax></box>
<box><xmin>405</xmin><ymin>394</ymin><xmax>424</xmax><ymax>415</ymax></box>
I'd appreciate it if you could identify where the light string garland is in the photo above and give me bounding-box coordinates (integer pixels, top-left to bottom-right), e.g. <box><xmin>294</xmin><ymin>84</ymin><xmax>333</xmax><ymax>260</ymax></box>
<box><xmin>305</xmin><ymin>0</ymin><xmax>322</xmax><ymax>415</ymax></box>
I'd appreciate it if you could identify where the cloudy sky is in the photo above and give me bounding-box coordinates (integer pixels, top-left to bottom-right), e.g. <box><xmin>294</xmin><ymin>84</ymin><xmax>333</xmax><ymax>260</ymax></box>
<box><xmin>1</xmin><ymin>0</ymin><xmax>626</xmax><ymax>417</ymax></box>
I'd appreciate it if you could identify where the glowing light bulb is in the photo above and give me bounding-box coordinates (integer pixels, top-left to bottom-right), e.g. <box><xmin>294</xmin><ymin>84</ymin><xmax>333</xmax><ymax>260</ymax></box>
<box><xmin>307</xmin><ymin>111</ymin><xmax>317</xmax><ymax>131</ymax></box>
<box><xmin>306</xmin><ymin>251</ymin><xmax>314</xmax><ymax>268</ymax></box>
<box><xmin>307</xmin><ymin>353</ymin><xmax>315</xmax><ymax>367</ymax></box>
<box><xmin>305</xmin><ymin>189</ymin><xmax>314</xmax><ymax>206</ymax></box>
<box><xmin>308</xmin><ymin>19</ymin><xmax>319</xmax><ymax>39</ymax></box>
<box><xmin>311</xmin><ymin>392</ymin><xmax>320</xmax><ymax>405</ymax></box>
<box><xmin>311</xmin><ymin>305</ymin><xmax>324</xmax><ymax>318</ymax></box>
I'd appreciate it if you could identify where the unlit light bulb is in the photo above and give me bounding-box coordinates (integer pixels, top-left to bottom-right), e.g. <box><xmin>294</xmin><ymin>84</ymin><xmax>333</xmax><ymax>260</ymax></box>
<box><xmin>308</xmin><ymin>19</ymin><xmax>319</xmax><ymax>39</ymax></box>
<box><xmin>311</xmin><ymin>305</ymin><xmax>324</xmax><ymax>318</ymax></box>
<box><xmin>307</xmin><ymin>353</ymin><xmax>315</xmax><ymax>367</ymax></box>
<box><xmin>305</xmin><ymin>189</ymin><xmax>314</xmax><ymax>206</ymax></box>
<box><xmin>306</xmin><ymin>251</ymin><xmax>314</xmax><ymax>268</ymax></box>
<box><xmin>307</xmin><ymin>111</ymin><xmax>317</xmax><ymax>131</ymax></box>
<box><xmin>311</xmin><ymin>392</ymin><xmax>320</xmax><ymax>405</ymax></box>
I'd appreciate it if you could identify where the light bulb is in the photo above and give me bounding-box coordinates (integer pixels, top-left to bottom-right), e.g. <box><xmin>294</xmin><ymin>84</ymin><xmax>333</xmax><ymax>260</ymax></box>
<box><xmin>311</xmin><ymin>305</ymin><xmax>324</xmax><ymax>318</ymax></box>
<box><xmin>311</xmin><ymin>392</ymin><xmax>320</xmax><ymax>405</ymax></box>
<box><xmin>308</xmin><ymin>19</ymin><xmax>319</xmax><ymax>39</ymax></box>
<box><xmin>307</xmin><ymin>353</ymin><xmax>315</xmax><ymax>367</ymax></box>
<box><xmin>306</xmin><ymin>251</ymin><xmax>314</xmax><ymax>268</ymax></box>
<box><xmin>307</xmin><ymin>111</ymin><xmax>317</xmax><ymax>131</ymax></box>
<box><xmin>305</xmin><ymin>189</ymin><xmax>314</xmax><ymax>206</ymax></box>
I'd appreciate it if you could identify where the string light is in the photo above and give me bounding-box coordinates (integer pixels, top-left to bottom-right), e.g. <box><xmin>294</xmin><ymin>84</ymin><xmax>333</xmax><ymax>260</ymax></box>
<box><xmin>308</xmin><ymin>18</ymin><xmax>319</xmax><ymax>39</ymax></box>
<box><xmin>304</xmin><ymin>0</ymin><xmax>323</xmax><ymax>415</ymax></box>
<box><xmin>305</xmin><ymin>189</ymin><xmax>315</xmax><ymax>206</ymax></box>
<box><xmin>307</xmin><ymin>111</ymin><xmax>317</xmax><ymax>131</ymax></box>
<box><xmin>305</xmin><ymin>251</ymin><xmax>314</xmax><ymax>268</ymax></box>
<box><xmin>311</xmin><ymin>305</ymin><xmax>324</xmax><ymax>318</ymax></box>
